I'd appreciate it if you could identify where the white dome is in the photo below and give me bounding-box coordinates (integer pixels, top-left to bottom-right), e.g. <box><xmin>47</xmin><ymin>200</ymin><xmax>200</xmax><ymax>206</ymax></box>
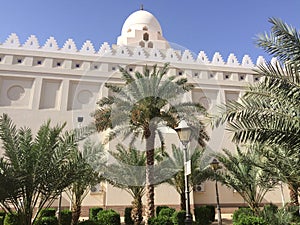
<box><xmin>121</xmin><ymin>10</ymin><xmax>163</xmax><ymax>35</ymax></box>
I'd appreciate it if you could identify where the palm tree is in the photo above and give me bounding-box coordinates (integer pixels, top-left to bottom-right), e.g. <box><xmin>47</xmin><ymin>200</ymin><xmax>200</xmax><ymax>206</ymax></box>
<box><xmin>0</xmin><ymin>113</ymin><xmax>84</xmax><ymax>225</ymax></box>
<box><xmin>165</xmin><ymin>144</ymin><xmax>212</xmax><ymax>210</ymax></box>
<box><xmin>66</xmin><ymin>139</ymin><xmax>104</xmax><ymax>225</ymax></box>
<box><xmin>213</xmin><ymin>18</ymin><xmax>300</xmax><ymax>206</ymax></box>
<box><xmin>93</xmin><ymin>63</ymin><xmax>208</xmax><ymax>221</ymax></box>
<box><xmin>216</xmin><ymin>146</ymin><xmax>276</xmax><ymax>214</ymax></box>
<box><xmin>103</xmin><ymin>144</ymin><xmax>165</xmax><ymax>225</ymax></box>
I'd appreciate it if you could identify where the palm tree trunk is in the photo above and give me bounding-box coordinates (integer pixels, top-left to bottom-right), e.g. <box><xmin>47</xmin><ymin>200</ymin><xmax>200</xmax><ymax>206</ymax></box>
<box><xmin>180</xmin><ymin>191</ymin><xmax>186</xmax><ymax>210</ymax></box>
<box><xmin>145</xmin><ymin>127</ymin><xmax>155</xmax><ymax>224</ymax></box>
<box><xmin>288</xmin><ymin>183</ymin><xmax>299</xmax><ymax>206</ymax></box>
<box><xmin>131</xmin><ymin>194</ymin><xmax>143</xmax><ymax>225</ymax></box>
<box><xmin>71</xmin><ymin>198</ymin><xmax>82</xmax><ymax>225</ymax></box>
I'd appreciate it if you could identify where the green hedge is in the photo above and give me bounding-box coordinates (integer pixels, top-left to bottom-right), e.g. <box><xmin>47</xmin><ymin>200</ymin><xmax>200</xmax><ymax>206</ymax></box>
<box><xmin>159</xmin><ymin>208</ymin><xmax>176</xmax><ymax>218</ymax></box>
<box><xmin>60</xmin><ymin>209</ymin><xmax>72</xmax><ymax>225</ymax></box>
<box><xmin>205</xmin><ymin>205</ymin><xmax>215</xmax><ymax>222</ymax></box>
<box><xmin>78</xmin><ymin>220</ymin><xmax>98</xmax><ymax>225</ymax></box>
<box><xmin>194</xmin><ymin>206</ymin><xmax>210</xmax><ymax>225</ymax></box>
<box><xmin>124</xmin><ymin>207</ymin><xmax>134</xmax><ymax>225</ymax></box>
<box><xmin>40</xmin><ymin>217</ymin><xmax>58</xmax><ymax>225</ymax></box>
<box><xmin>235</xmin><ymin>215</ymin><xmax>266</xmax><ymax>225</ymax></box>
<box><xmin>0</xmin><ymin>216</ymin><xmax>4</xmax><ymax>225</ymax></box>
<box><xmin>148</xmin><ymin>216</ymin><xmax>174</xmax><ymax>225</ymax></box>
<box><xmin>232</xmin><ymin>207</ymin><xmax>254</xmax><ymax>223</ymax></box>
<box><xmin>3</xmin><ymin>213</ymin><xmax>20</xmax><ymax>225</ymax></box>
<box><xmin>156</xmin><ymin>206</ymin><xmax>170</xmax><ymax>217</ymax></box>
<box><xmin>89</xmin><ymin>207</ymin><xmax>103</xmax><ymax>221</ymax></box>
<box><xmin>40</xmin><ymin>208</ymin><xmax>56</xmax><ymax>218</ymax></box>
<box><xmin>97</xmin><ymin>209</ymin><xmax>120</xmax><ymax>225</ymax></box>
<box><xmin>172</xmin><ymin>210</ymin><xmax>186</xmax><ymax>225</ymax></box>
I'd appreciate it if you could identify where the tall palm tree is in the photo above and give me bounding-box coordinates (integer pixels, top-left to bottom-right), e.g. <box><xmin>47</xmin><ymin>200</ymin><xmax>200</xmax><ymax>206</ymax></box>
<box><xmin>66</xmin><ymin>139</ymin><xmax>104</xmax><ymax>225</ymax></box>
<box><xmin>213</xmin><ymin>18</ymin><xmax>300</xmax><ymax>205</ymax></box>
<box><xmin>165</xmin><ymin>144</ymin><xmax>212</xmax><ymax>210</ymax></box>
<box><xmin>216</xmin><ymin>146</ymin><xmax>276</xmax><ymax>214</ymax></box>
<box><xmin>0</xmin><ymin>114</ymin><xmax>84</xmax><ymax>225</ymax></box>
<box><xmin>93</xmin><ymin>63</ymin><xmax>208</xmax><ymax>221</ymax></box>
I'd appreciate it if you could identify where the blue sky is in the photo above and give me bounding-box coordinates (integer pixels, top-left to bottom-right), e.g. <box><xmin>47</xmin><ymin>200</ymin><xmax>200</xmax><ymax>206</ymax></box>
<box><xmin>1</xmin><ymin>1</ymin><xmax>299</xmax><ymax>62</ymax></box>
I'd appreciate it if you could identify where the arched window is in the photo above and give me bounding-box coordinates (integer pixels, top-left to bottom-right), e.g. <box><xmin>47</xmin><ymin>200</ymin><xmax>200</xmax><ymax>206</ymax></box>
<box><xmin>143</xmin><ymin>26</ymin><xmax>148</xmax><ymax>31</ymax></box>
<box><xmin>139</xmin><ymin>41</ymin><xmax>145</xmax><ymax>47</ymax></box>
<box><xmin>148</xmin><ymin>42</ymin><xmax>153</xmax><ymax>48</ymax></box>
<box><xmin>143</xmin><ymin>33</ymin><xmax>149</xmax><ymax>41</ymax></box>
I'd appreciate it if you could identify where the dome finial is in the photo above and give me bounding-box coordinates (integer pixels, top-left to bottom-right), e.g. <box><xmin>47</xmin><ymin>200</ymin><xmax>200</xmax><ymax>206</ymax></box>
<box><xmin>140</xmin><ymin>4</ymin><xmax>144</xmax><ymax>10</ymax></box>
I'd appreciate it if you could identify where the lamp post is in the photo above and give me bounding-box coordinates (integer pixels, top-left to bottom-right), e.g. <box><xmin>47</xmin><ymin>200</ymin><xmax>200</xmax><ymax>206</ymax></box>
<box><xmin>175</xmin><ymin>120</ymin><xmax>193</xmax><ymax>225</ymax></box>
<box><xmin>210</xmin><ymin>158</ymin><xmax>222</xmax><ymax>225</ymax></box>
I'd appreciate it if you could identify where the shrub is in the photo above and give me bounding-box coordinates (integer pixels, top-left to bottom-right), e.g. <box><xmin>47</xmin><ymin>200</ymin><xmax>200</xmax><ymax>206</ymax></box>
<box><xmin>0</xmin><ymin>216</ymin><xmax>4</xmax><ymax>225</ymax></box>
<box><xmin>194</xmin><ymin>206</ymin><xmax>210</xmax><ymax>225</ymax></box>
<box><xmin>156</xmin><ymin>206</ymin><xmax>170</xmax><ymax>217</ymax></box>
<box><xmin>205</xmin><ymin>205</ymin><xmax>215</xmax><ymax>222</ymax></box>
<box><xmin>235</xmin><ymin>215</ymin><xmax>266</xmax><ymax>225</ymax></box>
<box><xmin>124</xmin><ymin>207</ymin><xmax>134</xmax><ymax>225</ymax></box>
<box><xmin>159</xmin><ymin>208</ymin><xmax>176</xmax><ymax>218</ymax></box>
<box><xmin>3</xmin><ymin>213</ymin><xmax>20</xmax><ymax>225</ymax></box>
<box><xmin>89</xmin><ymin>207</ymin><xmax>103</xmax><ymax>221</ymax></box>
<box><xmin>60</xmin><ymin>209</ymin><xmax>72</xmax><ymax>225</ymax></box>
<box><xmin>233</xmin><ymin>207</ymin><xmax>254</xmax><ymax>223</ymax></box>
<box><xmin>40</xmin><ymin>208</ymin><xmax>57</xmax><ymax>218</ymax></box>
<box><xmin>0</xmin><ymin>211</ymin><xmax>5</xmax><ymax>218</ymax></box>
<box><xmin>78</xmin><ymin>221</ymin><xmax>98</xmax><ymax>225</ymax></box>
<box><xmin>97</xmin><ymin>209</ymin><xmax>120</xmax><ymax>225</ymax></box>
<box><xmin>172</xmin><ymin>210</ymin><xmax>186</xmax><ymax>225</ymax></box>
<box><xmin>148</xmin><ymin>216</ymin><xmax>174</xmax><ymax>225</ymax></box>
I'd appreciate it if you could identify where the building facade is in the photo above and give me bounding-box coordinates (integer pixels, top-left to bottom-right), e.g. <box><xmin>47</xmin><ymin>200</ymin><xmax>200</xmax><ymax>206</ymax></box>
<box><xmin>0</xmin><ymin>9</ymin><xmax>287</xmax><ymax>216</ymax></box>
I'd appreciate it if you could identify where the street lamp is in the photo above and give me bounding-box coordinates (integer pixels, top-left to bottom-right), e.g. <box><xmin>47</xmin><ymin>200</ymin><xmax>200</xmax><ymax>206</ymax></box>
<box><xmin>210</xmin><ymin>158</ymin><xmax>222</xmax><ymax>225</ymax></box>
<box><xmin>175</xmin><ymin>120</ymin><xmax>193</xmax><ymax>225</ymax></box>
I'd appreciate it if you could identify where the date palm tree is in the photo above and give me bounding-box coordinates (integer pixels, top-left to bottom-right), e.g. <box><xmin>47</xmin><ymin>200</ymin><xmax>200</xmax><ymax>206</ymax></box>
<box><xmin>213</xmin><ymin>18</ymin><xmax>300</xmax><ymax>206</ymax></box>
<box><xmin>103</xmin><ymin>144</ymin><xmax>166</xmax><ymax>225</ymax></box>
<box><xmin>0</xmin><ymin>114</ymin><xmax>84</xmax><ymax>225</ymax></box>
<box><xmin>216</xmin><ymin>146</ymin><xmax>276</xmax><ymax>214</ymax></box>
<box><xmin>66</xmin><ymin>139</ymin><xmax>104</xmax><ymax>225</ymax></box>
<box><xmin>93</xmin><ymin>63</ymin><xmax>208</xmax><ymax>221</ymax></box>
<box><xmin>165</xmin><ymin>144</ymin><xmax>212</xmax><ymax>210</ymax></box>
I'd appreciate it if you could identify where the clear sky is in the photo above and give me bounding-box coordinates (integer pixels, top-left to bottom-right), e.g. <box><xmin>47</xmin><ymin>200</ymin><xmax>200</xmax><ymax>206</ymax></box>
<box><xmin>1</xmin><ymin>0</ymin><xmax>299</xmax><ymax>62</ymax></box>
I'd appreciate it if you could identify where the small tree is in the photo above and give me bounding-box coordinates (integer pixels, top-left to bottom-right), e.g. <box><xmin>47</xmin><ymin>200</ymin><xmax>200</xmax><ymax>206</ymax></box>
<box><xmin>216</xmin><ymin>146</ymin><xmax>276</xmax><ymax>213</ymax></box>
<box><xmin>0</xmin><ymin>114</ymin><xmax>84</xmax><ymax>225</ymax></box>
<box><xmin>66</xmin><ymin>139</ymin><xmax>104</xmax><ymax>225</ymax></box>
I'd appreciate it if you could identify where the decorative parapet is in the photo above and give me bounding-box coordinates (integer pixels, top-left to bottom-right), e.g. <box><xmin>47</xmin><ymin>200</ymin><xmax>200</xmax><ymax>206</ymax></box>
<box><xmin>0</xmin><ymin>33</ymin><xmax>267</xmax><ymax>67</ymax></box>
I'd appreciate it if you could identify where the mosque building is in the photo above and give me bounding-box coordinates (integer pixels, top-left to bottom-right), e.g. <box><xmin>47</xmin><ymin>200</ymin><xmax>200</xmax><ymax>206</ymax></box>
<box><xmin>0</xmin><ymin>8</ymin><xmax>286</xmax><ymax>216</ymax></box>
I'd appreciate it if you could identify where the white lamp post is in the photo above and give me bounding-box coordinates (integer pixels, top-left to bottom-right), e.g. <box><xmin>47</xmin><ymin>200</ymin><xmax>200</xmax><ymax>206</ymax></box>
<box><xmin>210</xmin><ymin>158</ymin><xmax>222</xmax><ymax>225</ymax></box>
<box><xmin>175</xmin><ymin>120</ymin><xmax>193</xmax><ymax>225</ymax></box>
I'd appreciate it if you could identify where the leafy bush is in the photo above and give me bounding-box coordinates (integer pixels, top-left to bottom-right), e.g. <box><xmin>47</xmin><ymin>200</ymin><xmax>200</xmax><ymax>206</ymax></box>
<box><xmin>89</xmin><ymin>207</ymin><xmax>103</xmax><ymax>221</ymax></box>
<box><xmin>97</xmin><ymin>209</ymin><xmax>120</xmax><ymax>225</ymax></box>
<box><xmin>260</xmin><ymin>206</ymin><xmax>292</xmax><ymax>225</ymax></box>
<box><xmin>78</xmin><ymin>220</ymin><xmax>98</xmax><ymax>225</ymax></box>
<box><xmin>235</xmin><ymin>215</ymin><xmax>266</xmax><ymax>225</ymax></box>
<box><xmin>172</xmin><ymin>210</ymin><xmax>186</xmax><ymax>225</ymax></box>
<box><xmin>124</xmin><ymin>207</ymin><xmax>134</xmax><ymax>225</ymax></box>
<box><xmin>0</xmin><ymin>216</ymin><xmax>4</xmax><ymax>225</ymax></box>
<box><xmin>205</xmin><ymin>205</ymin><xmax>215</xmax><ymax>222</ymax></box>
<box><xmin>60</xmin><ymin>209</ymin><xmax>72</xmax><ymax>225</ymax></box>
<box><xmin>148</xmin><ymin>216</ymin><xmax>174</xmax><ymax>225</ymax></box>
<box><xmin>233</xmin><ymin>207</ymin><xmax>254</xmax><ymax>223</ymax></box>
<box><xmin>156</xmin><ymin>206</ymin><xmax>170</xmax><ymax>217</ymax></box>
<box><xmin>3</xmin><ymin>213</ymin><xmax>20</xmax><ymax>225</ymax></box>
<box><xmin>39</xmin><ymin>208</ymin><xmax>57</xmax><ymax>218</ymax></box>
<box><xmin>194</xmin><ymin>206</ymin><xmax>210</xmax><ymax>225</ymax></box>
<box><xmin>0</xmin><ymin>211</ymin><xmax>5</xmax><ymax>218</ymax></box>
<box><xmin>159</xmin><ymin>208</ymin><xmax>176</xmax><ymax>218</ymax></box>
